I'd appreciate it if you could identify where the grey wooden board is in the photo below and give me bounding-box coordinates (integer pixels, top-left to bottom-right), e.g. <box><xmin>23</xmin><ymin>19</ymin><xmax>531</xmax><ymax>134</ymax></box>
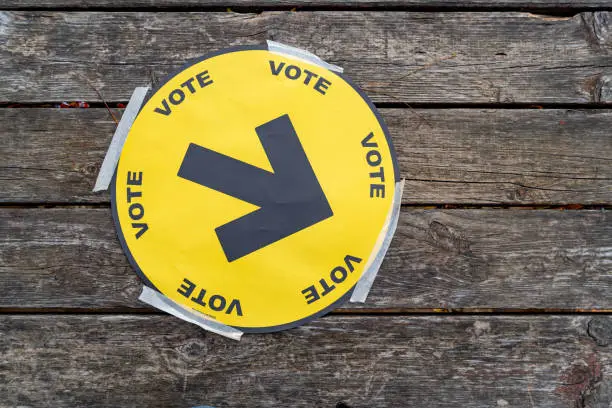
<box><xmin>0</xmin><ymin>315</ymin><xmax>610</xmax><ymax>407</ymax></box>
<box><xmin>2</xmin><ymin>0</ymin><xmax>611</xmax><ymax>9</ymax></box>
<box><xmin>3</xmin><ymin>108</ymin><xmax>612</xmax><ymax>205</ymax></box>
<box><xmin>1</xmin><ymin>11</ymin><xmax>611</xmax><ymax>104</ymax></box>
<box><xmin>1</xmin><ymin>207</ymin><xmax>610</xmax><ymax>310</ymax></box>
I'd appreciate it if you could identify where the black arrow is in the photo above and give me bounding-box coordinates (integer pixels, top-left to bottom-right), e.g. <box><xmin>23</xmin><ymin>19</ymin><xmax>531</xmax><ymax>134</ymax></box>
<box><xmin>177</xmin><ymin>114</ymin><xmax>333</xmax><ymax>262</ymax></box>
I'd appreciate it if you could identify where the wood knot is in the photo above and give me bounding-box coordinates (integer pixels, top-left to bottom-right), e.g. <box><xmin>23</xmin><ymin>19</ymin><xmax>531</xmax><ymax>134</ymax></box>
<box><xmin>508</xmin><ymin>186</ymin><xmax>532</xmax><ymax>202</ymax></box>
<box><xmin>593</xmin><ymin>75</ymin><xmax>612</xmax><ymax>104</ymax></box>
<box><xmin>427</xmin><ymin>220</ymin><xmax>472</xmax><ymax>255</ymax></box>
<box><xmin>556</xmin><ymin>354</ymin><xmax>603</xmax><ymax>407</ymax></box>
<box><xmin>469</xmin><ymin>320</ymin><xmax>492</xmax><ymax>340</ymax></box>
<box><xmin>176</xmin><ymin>339</ymin><xmax>207</xmax><ymax>359</ymax></box>
<box><xmin>73</xmin><ymin>162</ymin><xmax>99</xmax><ymax>177</ymax></box>
<box><xmin>588</xmin><ymin>316</ymin><xmax>612</xmax><ymax>346</ymax></box>
<box><xmin>581</xmin><ymin>12</ymin><xmax>611</xmax><ymax>50</ymax></box>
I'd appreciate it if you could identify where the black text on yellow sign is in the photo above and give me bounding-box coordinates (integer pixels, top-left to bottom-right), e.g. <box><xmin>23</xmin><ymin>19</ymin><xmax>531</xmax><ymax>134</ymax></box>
<box><xmin>112</xmin><ymin>45</ymin><xmax>399</xmax><ymax>332</ymax></box>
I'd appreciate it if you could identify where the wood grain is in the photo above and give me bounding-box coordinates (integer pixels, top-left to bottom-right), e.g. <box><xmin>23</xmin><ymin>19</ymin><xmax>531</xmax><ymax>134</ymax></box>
<box><xmin>2</xmin><ymin>108</ymin><xmax>611</xmax><ymax>205</ymax></box>
<box><xmin>1</xmin><ymin>11</ymin><xmax>611</xmax><ymax>104</ymax></box>
<box><xmin>0</xmin><ymin>314</ymin><xmax>609</xmax><ymax>407</ymax></box>
<box><xmin>2</xmin><ymin>207</ymin><xmax>610</xmax><ymax>310</ymax></box>
<box><xmin>2</xmin><ymin>0</ymin><xmax>611</xmax><ymax>9</ymax></box>
<box><xmin>1</xmin><ymin>6</ymin><xmax>610</xmax><ymax>408</ymax></box>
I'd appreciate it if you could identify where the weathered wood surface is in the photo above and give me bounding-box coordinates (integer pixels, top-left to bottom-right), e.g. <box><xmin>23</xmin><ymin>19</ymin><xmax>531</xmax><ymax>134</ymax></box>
<box><xmin>3</xmin><ymin>108</ymin><xmax>612</xmax><ymax>205</ymax></box>
<box><xmin>1</xmin><ymin>3</ymin><xmax>611</xmax><ymax>408</ymax></box>
<box><xmin>1</xmin><ymin>11</ymin><xmax>611</xmax><ymax>104</ymax></box>
<box><xmin>0</xmin><ymin>315</ymin><xmax>609</xmax><ymax>407</ymax></box>
<box><xmin>2</xmin><ymin>207</ymin><xmax>610</xmax><ymax>310</ymax></box>
<box><xmin>2</xmin><ymin>0</ymin><xmax>611</xmax><ymax>9</ymax></box>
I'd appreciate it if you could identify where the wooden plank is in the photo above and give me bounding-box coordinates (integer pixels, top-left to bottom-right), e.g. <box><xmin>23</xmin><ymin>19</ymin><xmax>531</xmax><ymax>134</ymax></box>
<box><xmin>0</xmin><ymin>315</ymin><xmax>609</xmax><ymax>407</ymax></box>
<box><xmin>2</xmin><ymin>0</ymin><xmax>611</xmax><ymax>9</ymax></box>
<box><xmin>1</xmin><ymin>11</ymin><xmax>611</xmax><ymax>104</ymax></box>
<box><xmin>1</xmin><ymin>207</ymin><xmax>610</xmax><ymax>310</ymax></box>
<box><xmin>3</xmin><ymin>108</ymin><xmax>612</xmax><ymax>205</ymax></box>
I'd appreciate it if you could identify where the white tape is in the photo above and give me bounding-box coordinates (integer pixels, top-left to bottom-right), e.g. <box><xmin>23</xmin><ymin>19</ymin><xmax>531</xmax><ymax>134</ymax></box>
<box><xmin>267</xmin><ymin>40</ymin><xmax>344</xmax><ymax>73</ymax></box>
<box><xmin>93</xmin><ymin>86</ymin><xmax>150</xmax><ymax>192</ymax></box>
<box><xmin>139</xmin><ymin>286</ymin><xmax>243</xmax><ymax>341</ymax></box>
<box><xmin>350</xmin><ymin>179</ymin><xmax>404</xmax><ymax>303</ymax></box>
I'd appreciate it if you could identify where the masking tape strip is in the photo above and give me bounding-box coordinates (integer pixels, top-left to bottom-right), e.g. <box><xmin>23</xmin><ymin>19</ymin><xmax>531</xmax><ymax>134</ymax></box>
<box><xmin>93</xmin><ymin>86</ymin><xmax>150</xmax><ymax>192</ymax></box>
<box><xmin>350</xmin><ymin>179</ymin><xmax>404</xmax><ymax>303</ymax></box>
<box><xmin>139</xmin><ymin>286</ymin><xmax>243</xmax><ymax>341</ymax></box>
<box><xmin>267</xmin><ymin>40</ymin><xmax>344</xmax><ymax>73</ymax></box>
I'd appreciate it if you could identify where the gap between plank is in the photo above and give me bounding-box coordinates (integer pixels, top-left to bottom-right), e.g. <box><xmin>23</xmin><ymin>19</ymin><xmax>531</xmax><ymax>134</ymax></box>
<box><xmin>0</xmin><ymin>308</ymin><xmax>609</xmax><ymax>315</ymax></box>
<box><xmin>0</xmin><ymin>5</ymin><xmax>608</xmax><ymax>13</ymax></box>
<box><xmin>2</xmin><ymin>102</ymin><xmax>612</xmax><ymax>109</ymax></box>
<box><xmin>1</xmin><ymin>202</ymin><xmax>611</xmax><ymax>210</ymax></box>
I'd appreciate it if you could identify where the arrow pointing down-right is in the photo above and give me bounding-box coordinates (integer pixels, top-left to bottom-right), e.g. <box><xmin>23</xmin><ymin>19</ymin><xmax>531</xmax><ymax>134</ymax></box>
<box><xmin>177</xmin><ymin>114</ymin><xmax>334</xmax><ymax>262</ymax></box>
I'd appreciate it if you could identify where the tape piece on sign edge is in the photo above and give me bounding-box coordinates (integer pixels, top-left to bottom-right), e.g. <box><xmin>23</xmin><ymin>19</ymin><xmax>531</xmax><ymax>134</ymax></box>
<box><xmin>93</xmin><ymin>86</ymin><xmax>150</xmax><ymax>192</ymax></box>
<box><xmin>350</xmin><ymin>179</ymin><xmax>404</xmax><ymax>303</ymax></box>
<box><xmin>267</xmin><ymin>40</ymin><xmax>344</xmax><ymax>73</ymax></box>
<box><xmin>139</xmin><ymin>285</ymin><xmax>244</xmax><ymax>341</ymax></box>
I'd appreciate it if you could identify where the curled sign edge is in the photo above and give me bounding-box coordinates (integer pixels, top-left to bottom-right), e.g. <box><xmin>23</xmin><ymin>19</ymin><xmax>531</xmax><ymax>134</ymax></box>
<box><xmin>350</xmin><ymin>180</ymin><xmax>404</xmax><ymax>303</ymax></box>
<box><xmin>267</xmin><ymin>40</ymin><xmax>344</xmax><ymax>73</ymax></box>
<box><xmin>93</xmin><ymin>86</ymin><xmax>150</xmax><ymax>192</ymax></box>
<box><xmin>139</xmin><ymin>286</ymin><xmax>244</xmax><ymax>341</ymax></box>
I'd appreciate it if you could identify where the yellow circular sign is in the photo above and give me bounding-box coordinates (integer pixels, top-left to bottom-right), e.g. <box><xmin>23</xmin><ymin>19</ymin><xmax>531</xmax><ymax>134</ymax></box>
<box><xmin>112</xmin><ymin>45</ymin><xmax>399</xmax><ymax>332</ymax></box>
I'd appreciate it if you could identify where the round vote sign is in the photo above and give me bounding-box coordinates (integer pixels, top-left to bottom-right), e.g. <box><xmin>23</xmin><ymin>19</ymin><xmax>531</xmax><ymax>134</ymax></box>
<box><xmin>112</xmin><ymin>44</ymin><xmax>399</xmax><ymax>332</ymax></box>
